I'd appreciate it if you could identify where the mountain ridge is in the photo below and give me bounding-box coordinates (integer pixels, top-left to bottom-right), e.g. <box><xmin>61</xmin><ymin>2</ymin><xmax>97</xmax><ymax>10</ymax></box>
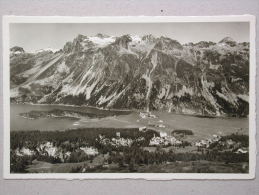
<box><xmin>10</xmin><ymin>34</ymin><xmax>249</xmax><ymax>117</ymax></box>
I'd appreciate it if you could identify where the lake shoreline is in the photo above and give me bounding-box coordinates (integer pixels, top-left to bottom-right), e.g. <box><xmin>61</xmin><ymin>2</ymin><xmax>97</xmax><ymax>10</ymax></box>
<box><xmin>11</xmin><ymin>102</ymin><xmax>133</xmax><ymax>113</ymax></box>
<box><xmin>10</xmin><ymin>102</ymin><xmax>247</xmax><ymax>120</ymax></box>
<box><xmin>10</xmin><ymin>104</ymin><xmax>249</xmax><ymax>138</ymax></box>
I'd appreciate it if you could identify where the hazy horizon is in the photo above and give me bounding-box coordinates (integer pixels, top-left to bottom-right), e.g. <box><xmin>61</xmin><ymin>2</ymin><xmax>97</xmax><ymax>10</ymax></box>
<box><xmin>10</xmin><ymin>22</ymin><xmax>249</xmax><ymax>52</ymax></box>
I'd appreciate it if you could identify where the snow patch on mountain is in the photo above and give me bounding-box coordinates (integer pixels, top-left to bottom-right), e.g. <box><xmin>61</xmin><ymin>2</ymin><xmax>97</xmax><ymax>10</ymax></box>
<box><xmin>87</xmin><ymin>36</ymin><xmax>116</xmax><ymax>47</ymax></box>
<box><xmin>219</xmin><ymin>87</ymin><xmax>238</xmax><ymax>106</ymax></box>
<box><xmin>130</xmin><ymin>35</ymin><xmax>142</xmax><ymax>43</ymax></box>
<box><xmin>56</xmin><ymin>61</ymin><xmax>70</xmax><ymax>74</ymax></box>
<box><xmin>71</xmin><ymin>67</ymin><xmax>99</xmax><ymax>97</ymax></box>
<box><xmin>129</xmin><ymin>35</ymin><xmax>156</xmax><ymax>54</ymax></box>
<box><xmin>98</xmin><ymin>92</ymin><xmax>118</xmax><ymax>105</ymax></box>
<box><xmin>85</xmin><ymin>79</ymin><xmax>100</xmax><ymax>100</ymax></box>
<box><xmin>13</xmin><ymin>51</ymin><xmax>23</xmax><ymax>55</ymax></box>
<box><xmin>238</xmin><ymin>94</ymin><xmax>249</xmax><ymax>102</ymax></box>
<box><xmin>10</xmin><ymin>88</ymin><xmax>19</xmax><ymax>98</ymax></box>
<box><xmin>34</xmin><ymin>75</ymin><xmax>56</xmax><ymax>86</ymax></box>
<box><xmin>21</xmin><ymin>54</ymin><xmax>63</xmax><ymax>87</ymax></box>
<box><xmin>107</xmin><ymin>88</ymin><xmax>128</xmax><ymax>108</ymax></box>
<box><xmin>118</xmin><ymin>47</ymin><xmax>138</xmax><ymax>56</ymax></box>
<box><xmin>34</xmin><ymin>48</ymin><xmax>60</xmax><ymax>53</ymax></box>
<box><xmin>176</xmin><ymin>85</ymin><xmax>194</xmax><ymax>97</ymax></box>
<box><xmin>158</xmin><ymin>87</ymin><xmax>167</xmax><ymax>99</ymax></box>
<box><xmin>20</xmin><ymin>65</ymin><xmax>42</xmax><ymax>77</ymax></box>
<box><xmin>201</xmin><ymin>76</ymin><xmax>221</xmax><ymax>115</ymax></box>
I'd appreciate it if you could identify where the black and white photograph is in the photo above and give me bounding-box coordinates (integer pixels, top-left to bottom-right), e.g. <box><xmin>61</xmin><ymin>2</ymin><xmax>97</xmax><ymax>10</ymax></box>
<box><xmin>3</xmin><ymin>16</ymin><xmax>256</xmax><ymax>179</ymax></box>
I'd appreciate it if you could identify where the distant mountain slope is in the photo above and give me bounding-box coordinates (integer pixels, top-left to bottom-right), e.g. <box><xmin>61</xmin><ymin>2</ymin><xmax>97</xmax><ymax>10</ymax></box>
<box><xmin>10</xmin><ymin>34</ymin><xmax>249</xmax><ymax>117</ymax></box>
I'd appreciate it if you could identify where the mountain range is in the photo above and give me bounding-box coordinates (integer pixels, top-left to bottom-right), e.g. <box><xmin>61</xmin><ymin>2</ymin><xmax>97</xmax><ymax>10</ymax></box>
<box><xmin>10</xmin><ymin>34</ymin><xmax>249</xmax><ymax>116</ymax></box>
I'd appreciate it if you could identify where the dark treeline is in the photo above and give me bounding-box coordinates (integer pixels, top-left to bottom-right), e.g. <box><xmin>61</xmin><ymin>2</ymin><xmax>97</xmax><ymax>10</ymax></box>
<box><xmin>11</xmin><ymin>128</ymin><xmax>159</xmax><ymax>151</ymax></box>
<box><xmin>10</xmin><ymin>129</ymin><xmax>249</xmax><ymax>173</ymax></box>
<box><xmin>108</xmin><ymin>146</ymin><xmax>248</xmax><ymax>172</ymax></box>
<box><xmin>10</xmin><ymin>128</ymin><xmax>159</xmax><ymax>173</ymax></box>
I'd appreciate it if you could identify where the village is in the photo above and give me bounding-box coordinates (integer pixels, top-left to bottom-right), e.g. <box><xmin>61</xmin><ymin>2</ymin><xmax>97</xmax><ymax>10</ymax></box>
<box><xmin>11</xmin><ymin>111</ymin><xmax>249</xmax><ymax>173</ymax></box>
<box><xmin>14</xmin><ymin>128</ymin><xmax>248</xmax><ymax>164</ymax></box>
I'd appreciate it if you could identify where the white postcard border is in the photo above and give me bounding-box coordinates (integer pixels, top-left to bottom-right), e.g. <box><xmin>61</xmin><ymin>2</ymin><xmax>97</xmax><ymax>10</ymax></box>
<box><xmin>2</xmin><ymin>15</ymin><xmax>256</xmax><ymax>180</ymax></box>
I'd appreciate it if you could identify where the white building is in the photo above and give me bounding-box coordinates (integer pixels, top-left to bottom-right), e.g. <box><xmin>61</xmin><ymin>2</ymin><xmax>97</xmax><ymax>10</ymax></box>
<box><xmin>160</xmin><ymin>132</ymin><xmax>168</xmax><ymax>137</ymax></box>
<box><xmin>15</xmin><ymin>147</ymin><xmax>35</xmax><ymax>156</ymax></box>
<box><xmin>139</xmin><ymin>126</ymin><xmax>147</xmax><ymax>131</ymax></box>
<box><xmin>80</xmin><ymin>147</ymin><xmax>99</xmax><ymax>156</ymax></box>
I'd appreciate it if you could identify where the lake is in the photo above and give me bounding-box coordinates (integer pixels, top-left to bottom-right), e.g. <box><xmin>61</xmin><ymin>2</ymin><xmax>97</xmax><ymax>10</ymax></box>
<box><xmin>10</xmin><ymin>104</ymin><xmax>249</xmax><ymax>140</ymax></box>
<box><xmin>10</xmin><ymin>104</ymin><xmax>131</xmax><ymax>131</ymax></box>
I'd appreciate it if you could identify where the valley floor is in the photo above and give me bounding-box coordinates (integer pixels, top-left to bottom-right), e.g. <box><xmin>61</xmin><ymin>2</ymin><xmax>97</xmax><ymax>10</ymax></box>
<box><xmin>10</xmin><ymin>104</ymin><xmax>249</xmax><ymax>174</ymax></box>
<box><xmin>26</xmin><ymin>159</ymin><xmax>248</xmax><ymax>173</ymax></box>
<box><xmin>10</xmin><ymin>127</ymin><xmax>249</xmax><ymax>174</ymax></box>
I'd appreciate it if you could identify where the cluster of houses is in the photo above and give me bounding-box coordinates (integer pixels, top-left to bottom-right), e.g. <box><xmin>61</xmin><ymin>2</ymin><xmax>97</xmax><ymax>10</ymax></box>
<box><xmin>97</xmin><ymin>134</ymin><xmax>134</xmax><ymax>147</ymax></box>
<box><xmin>139</xmin><ymin>112</ymin><xmax>166</xmax><ymax>129</ymax></box>
<box><xmin>15</xmin><ymin>142</ymin><xmax>62</xmax><ymax>157</ymax></box>
<box><xmin>37</xmin><ymin>142</ymin><xmax>60</xmax><ymax>157</ymax></box>
<box><xmin>235</xmin><ymin>148</ymin><xmax>248</xmax><ymax>154</ymax></box>
<box><xmin>194</xmin><ymin>134</ymin><xmax>248</xmax><ymax>154</ymax></box>
<box><xmin>14</xmin><ymin>127</ymin><xmax>248</xmax><ymax>168</ymax></box>
<box><xmin>15</xmin><ymin>147</ymin><xmax>35</xmax><ymax>156</ymax></box>
<box><xmin>139</xmin><ymin>112</ymin><xmax>157</xmax><ymax>119</ymax></box>
<box><xmin>194</xmin><ymin>134</ymin><xmax>221</xmax><ymax>148</ymax></box>
<box><xmin>15</xmin><ymin>141</ymin><xmax>99</xmax><ymax>162</ymax></box>
<box><xmin>15</xmin><ymin>142</ymin><xmax>69</xmax><ymax>162</ymax></box>
<box><xmin>148</xmin><ymin>122</ymin><xmax>166</xmax><ymax>128</ymax></box>
<box><xmin>79</xmin><ymin>146</ymin><xmax>99</xmax><ymax>156</ymax></box>
<box><xmin>149</xmin><ymin>132</ymin><xmax>182</xmax><ymax>146</ymax></box>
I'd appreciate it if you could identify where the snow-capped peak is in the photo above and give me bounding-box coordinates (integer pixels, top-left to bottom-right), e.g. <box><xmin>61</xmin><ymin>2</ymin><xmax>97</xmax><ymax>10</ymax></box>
<box><xmin>34</xmin><ymin>48</ymin><xmax>60</xmax><ymax>53</ymax></box>
<box><xmin>86</xmin><ymin>36</ymin><xmax>116</xmax><ymax>47</ymax></box>
<box><xmin>130</xmin><ymin>35</ymin><xmax>142</xmax><ymax>43</ymax></box>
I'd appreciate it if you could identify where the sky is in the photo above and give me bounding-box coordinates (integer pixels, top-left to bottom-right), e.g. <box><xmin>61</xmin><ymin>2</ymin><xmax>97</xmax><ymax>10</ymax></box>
<box><xmin>10</xmin><ymin>22</ymin><xmax>249</xmax><ymax>52</ymax></box>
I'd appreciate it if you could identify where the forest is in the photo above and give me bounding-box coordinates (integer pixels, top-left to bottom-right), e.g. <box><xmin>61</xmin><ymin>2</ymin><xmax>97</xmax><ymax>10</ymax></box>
<box><xmin>10</xmin><ymin>128</ymin><xmax>249</xmax><ymax>173</ymax></box>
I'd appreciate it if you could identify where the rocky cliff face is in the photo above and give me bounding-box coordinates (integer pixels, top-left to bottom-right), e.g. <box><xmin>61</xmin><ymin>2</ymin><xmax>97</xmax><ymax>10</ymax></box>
<box><xmin>10</xmin><ymin>34</ymin><xmax>249</xmax><ymax>116</ymax></box>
